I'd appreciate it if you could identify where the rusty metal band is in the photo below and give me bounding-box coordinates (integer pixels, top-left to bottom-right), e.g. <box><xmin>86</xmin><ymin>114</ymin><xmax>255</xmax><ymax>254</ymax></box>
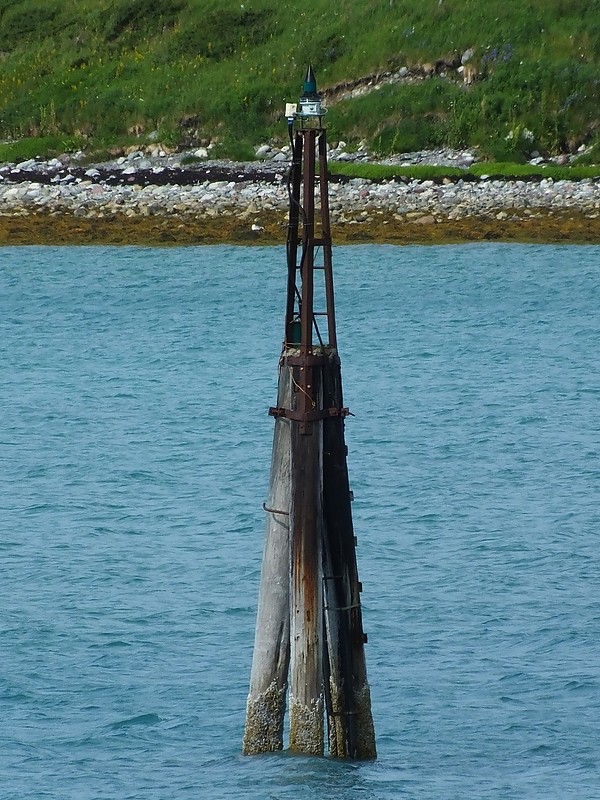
<box><xmin>268</xmin><ymin>406</ymin><xmax>351</xmax><ymax>422</ymax></box>
<box><xmin>282</xmin><ymin>354</ymin><xmax>328</xmax><ymax>366</ymax></box>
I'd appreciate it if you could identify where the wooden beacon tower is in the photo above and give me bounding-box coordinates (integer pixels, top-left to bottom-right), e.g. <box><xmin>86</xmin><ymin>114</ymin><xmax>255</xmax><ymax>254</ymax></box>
<box><xmin>243</xmin><ymin>66</ymin><xmax>376</xmax><ymax>760</ymax></box>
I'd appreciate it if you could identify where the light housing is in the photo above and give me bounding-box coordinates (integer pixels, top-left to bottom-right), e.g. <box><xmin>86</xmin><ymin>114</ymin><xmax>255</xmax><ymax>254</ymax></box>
<box><xmin>297</xmin><ymin>64</ymin><xmax>326</xmax><ymax>119</ymax></box>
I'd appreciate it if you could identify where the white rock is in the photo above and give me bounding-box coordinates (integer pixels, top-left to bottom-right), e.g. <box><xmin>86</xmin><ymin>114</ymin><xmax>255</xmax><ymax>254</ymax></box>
<box><xmin>194</xmin><ymin>147</ymin><xmax>209</xmax><ymax>159</ymax></box>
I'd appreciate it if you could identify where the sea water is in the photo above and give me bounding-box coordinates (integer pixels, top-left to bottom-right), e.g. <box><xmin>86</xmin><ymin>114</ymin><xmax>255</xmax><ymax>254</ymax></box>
<box><xmin>1</xmin><ymin>244</ymin><xmax>599</xmax><ymax>799</ymax></box>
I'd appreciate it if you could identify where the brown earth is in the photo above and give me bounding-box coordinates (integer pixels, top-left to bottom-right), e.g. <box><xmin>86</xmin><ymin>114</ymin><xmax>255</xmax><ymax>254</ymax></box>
<box><xmin>2</xmin><ymin>210</ymin><xmax>600</xmax><ymax>247</ymax></box>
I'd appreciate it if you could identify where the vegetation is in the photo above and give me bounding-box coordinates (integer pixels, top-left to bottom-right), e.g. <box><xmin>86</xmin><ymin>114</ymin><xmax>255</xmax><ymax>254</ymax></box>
<box><xmin>329</xmin><ymin>161</ymin><xmax>600</xmax><ymax>181</ymax></box>
<box><xmin>0</xmin><ymin>0</ymin><xmax>599</xmax><ymax>162</ymax></box>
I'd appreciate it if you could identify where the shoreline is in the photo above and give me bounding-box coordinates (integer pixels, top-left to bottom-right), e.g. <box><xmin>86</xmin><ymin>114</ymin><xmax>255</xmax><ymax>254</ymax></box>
<box><xmin>2</xmin><ymin>209</ymin><xmax>600</xmax><ymax>246</ymax></box>
<box><xmin>1</xmin><ymin>154</ymin><xmax>600</xmax><ymax>246</ymax></box>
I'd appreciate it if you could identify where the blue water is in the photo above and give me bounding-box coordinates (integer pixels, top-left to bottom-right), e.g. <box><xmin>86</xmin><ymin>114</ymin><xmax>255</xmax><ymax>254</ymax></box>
<box><xmin>1</xmin><ymin>243</ymin><xmax>599</xmax><ymax>799</ymax></box>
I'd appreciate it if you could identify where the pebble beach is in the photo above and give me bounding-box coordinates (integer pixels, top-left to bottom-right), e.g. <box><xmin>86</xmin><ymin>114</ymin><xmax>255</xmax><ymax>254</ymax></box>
<box><xmin>1</xmin><ymin>145</ymin><xmax>600</xmax><ymax>245</ymax></box>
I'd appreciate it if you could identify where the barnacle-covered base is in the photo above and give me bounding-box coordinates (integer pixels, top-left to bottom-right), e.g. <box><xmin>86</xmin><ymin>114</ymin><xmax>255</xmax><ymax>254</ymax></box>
<box><xmin>242</xmin><ymin>680</ymin><xmax>287</xmax><ymax>755</ymax></box>
<box><xmin>327</xmin><ymin>678</ymin><xmax>345</xmax><ymax>758</ymax></box>
<box><xmin>326</xmin><ymin>680</ymin><xmax>377</xmax><ymax>759</ymax></box>
<box><xmin>354</xmin><ymin>683</ymin><xmax>377</xmax><ymax>760</ymax></box>
<box><xmin>289</xmin><ymin>696</ymin><xmax>324</xmax><ymax>755</ymax></box>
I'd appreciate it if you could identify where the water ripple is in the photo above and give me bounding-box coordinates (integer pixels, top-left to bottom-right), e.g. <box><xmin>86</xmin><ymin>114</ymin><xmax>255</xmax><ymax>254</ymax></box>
<box><xmin>1</xmin><ymin>244</ymin><xmax>599</xmax><ymax>799</ymax></box>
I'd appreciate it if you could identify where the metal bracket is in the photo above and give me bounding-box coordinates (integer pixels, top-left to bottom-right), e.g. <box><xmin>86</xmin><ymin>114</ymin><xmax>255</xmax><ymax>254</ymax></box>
<box><xmin>323</xmin><ymin>603</ymin><xmax>361</xmax><ymax>612</ymax></box>
<box><xmin>283</xmin><ymin>354</ymin><xmax>327</xmax><ymax>366</ymax></box>
<box><xmin>268</xmin><ymin>406</ymin><xmax>351</xmax><ymax>421</ymax></box>
<box><xmin>263</xmin><ymin>502</ymin><xmax>289</xmax><ymax>516</ymax></box>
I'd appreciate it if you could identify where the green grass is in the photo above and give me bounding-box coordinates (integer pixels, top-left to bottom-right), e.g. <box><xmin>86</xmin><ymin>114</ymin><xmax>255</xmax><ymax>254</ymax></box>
<box><xmin>469</xmin><ymin>162</ymin><xmax>600</xmax><ymax>180</ymax></box>
<box><xmin>329</xmin><ymin>162</ymin><xmax>464</xmax><ymax>181</ymax></box>
<box><xmin>0</xmin><ymin>0</ymin><xmax>600</xmax><ymax>161</ymax></box>
<box><xmin>329</xmin><ymin>161</ymin><xmax>600</xmax><ymax>182</ymax></box>
<box><xmin>0</xmin><ymin>135</ymin><xmax>87</xmax><ymax>162</ymax></box>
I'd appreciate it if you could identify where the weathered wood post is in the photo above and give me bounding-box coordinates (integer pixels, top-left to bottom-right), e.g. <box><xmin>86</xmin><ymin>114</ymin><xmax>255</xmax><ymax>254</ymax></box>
<box><xmin>242</xmin><ymin>366</ymin><xmax>292</xmax><ymax>754</ymax></box>
<box><xmin>243</xmin><ymin>66</ymin><xmax>376</xmax><ymax>760</ymax></box>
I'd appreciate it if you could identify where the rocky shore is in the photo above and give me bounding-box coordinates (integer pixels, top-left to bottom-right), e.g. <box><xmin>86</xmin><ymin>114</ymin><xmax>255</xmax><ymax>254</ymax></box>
<box><xmin>1</xmin><ymin>147</ymin><xmax>600</xmax><ymax>245</ymax></box>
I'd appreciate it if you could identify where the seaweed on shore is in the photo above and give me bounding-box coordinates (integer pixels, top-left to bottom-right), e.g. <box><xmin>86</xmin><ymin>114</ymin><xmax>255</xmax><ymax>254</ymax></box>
<box><xmin>1</xmin><ymin>210</ymin><xmax>600</xmax><ymax>247</ymax></box>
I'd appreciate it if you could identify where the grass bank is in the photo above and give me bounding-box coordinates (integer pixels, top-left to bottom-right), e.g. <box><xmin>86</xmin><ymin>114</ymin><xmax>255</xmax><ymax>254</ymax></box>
<box><xmin>0</xmin><ymin>0</ymin><xmax>599</xmax><ymax>162</ymax></box>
